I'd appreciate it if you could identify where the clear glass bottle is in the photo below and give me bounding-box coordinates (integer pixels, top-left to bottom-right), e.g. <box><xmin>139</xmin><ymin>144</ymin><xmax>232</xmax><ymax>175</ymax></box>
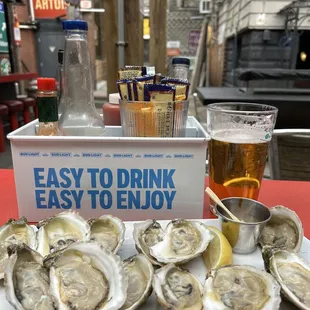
<box><xmin>172</xmin><ymin>57</ymin><xmax>190</xmax><ymax>80</ymax></box>
<box><xmin>58</xmin><ymin>20</ymin><xmax>105</xmax><ymax>136</ymax></box>
<box><xmin>37</xmin><ymin>78</ymin><xmax>58</xmax><ymax>136</ymax></box>
<box><xmin>58</xmin><ymin>49</ymin><xmax>65</xmax><ymax>116</ymax></box>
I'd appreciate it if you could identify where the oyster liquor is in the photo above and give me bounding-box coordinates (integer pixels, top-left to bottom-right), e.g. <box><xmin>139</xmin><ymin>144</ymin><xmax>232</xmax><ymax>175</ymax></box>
<box><xmin>33</xmin><ymin>167</ymin><xmax>177</xmax><ymax>210</ymax></box>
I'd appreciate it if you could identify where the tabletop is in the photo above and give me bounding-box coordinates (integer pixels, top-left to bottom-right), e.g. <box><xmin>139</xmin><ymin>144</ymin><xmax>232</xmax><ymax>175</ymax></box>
<box><xmin>0</xmin><ymin>72</ymin><xmax>38</xmax><ymax>84</ymax></box>
<box><xmin>0</xmin><ymin>169</ymin><xmax>309</xmax><ymax>238</ymax></box>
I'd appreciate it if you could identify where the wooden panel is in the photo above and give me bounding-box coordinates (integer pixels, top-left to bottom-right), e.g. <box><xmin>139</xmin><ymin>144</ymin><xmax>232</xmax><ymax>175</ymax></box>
<box><xmin>124</xmin><ymin>0</ymin><xmax>144</xmax><ymax>66</ymax></box>
<box><xmin>209</xmin><ymin>42</ymin><xmax>225</xmax><ymax>86</ymax></box>
<box><xmin>103</xmin><ymin>0</ymin><xmax>118</xmax><ymax>94</ymax></box>
<box><xmin>149</xmin><ymin>0</ymin><xmax>167</xmax><ymax>74</ymax></box>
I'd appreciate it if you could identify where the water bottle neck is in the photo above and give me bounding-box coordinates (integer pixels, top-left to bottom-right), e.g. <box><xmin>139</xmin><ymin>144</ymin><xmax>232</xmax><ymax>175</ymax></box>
<box><xmin>64</xmin><ymin>29</ymin><xmax>87</xmax><ymax>40</ymax></box>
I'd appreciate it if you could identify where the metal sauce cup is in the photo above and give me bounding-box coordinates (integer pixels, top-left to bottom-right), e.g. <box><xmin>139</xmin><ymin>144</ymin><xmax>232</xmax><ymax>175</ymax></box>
<box><xmin>216</xmin><ymin>197</ymin><xmax>271</xmax><ymax>254</ymax></box>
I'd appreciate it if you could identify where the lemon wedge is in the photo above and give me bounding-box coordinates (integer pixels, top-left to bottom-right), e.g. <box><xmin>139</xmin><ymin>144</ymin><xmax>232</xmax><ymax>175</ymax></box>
<box><xmin>202</xmin><ymin>226</ymin><xmax>233</xmax><ymax>270</ymax></box>
<box><xmin>223</xmin><ymin>177</ymin><xmax>260</xmax><ymax>188</ymax></box>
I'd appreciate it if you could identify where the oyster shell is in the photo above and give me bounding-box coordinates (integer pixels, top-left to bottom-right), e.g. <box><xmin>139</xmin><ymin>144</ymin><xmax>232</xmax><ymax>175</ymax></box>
<box><xmin>133</xmin><ymin>220</ymin><xmax>164</xmax><ymax>266</ymax></box>
<box><xmin>121</xmin><ymin>254</ymin><xmax>154</xmax><ymax>310</ymax></box>
<box><xmin>263</xmin><ymin>248</ymin><xmax>310</xmax><ymax>310</ymax></box>
<box><xmin>153</xmin><ymin>263</ymin><xmax>203</xmax><ymax>309</ymax></box>
<box><xmin>88</xmin><ymin>215</ymin><xmax>125</xmax><ymax>253</ymax></box>
<box><xmin>36</xmin><ymin>211</ymin><xmax>90</xmax><ymax>256</ymax></box>
<box><xmin>203</xmin><ymin>265</ymin><xmax>281</xmax><ymax>310</ymax></box>
<box><xmin>150</xmin><ymin>219</ymin><xmax>213</xmax><ymax>264</ymax></box>
<box><xmin>4</xmin><ymin>244</ymin><xmax>55</xmax><ymax>310</ymax></box>
<box><xmin>45</xmin><ymin>241</ymin><xmax>128</xmax><ymax>310</ymax></box>
<box><xmin>259</xmin><ymin>206</ymin><xmax>303</xmax><ymax>252</ymax></box>
<box><xmin>0</xmin><ymin>217</ymin><xmax>37</xmax><ymax>279</ymax></box>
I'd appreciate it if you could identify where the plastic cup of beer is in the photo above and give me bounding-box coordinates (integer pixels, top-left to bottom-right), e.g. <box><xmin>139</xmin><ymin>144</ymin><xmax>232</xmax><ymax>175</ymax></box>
<box><xmin>206</xmin><ymin>102</ymin><xmax>278</xmax><ymax>214</ymax></box>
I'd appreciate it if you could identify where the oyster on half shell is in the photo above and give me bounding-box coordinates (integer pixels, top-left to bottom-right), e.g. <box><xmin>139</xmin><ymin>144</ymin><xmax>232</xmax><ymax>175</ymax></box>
<box><xmin>44</xmin><ymin>241</ymin><xmax>128</xmax><ymax>310</ymax></box>
<box><xmin>36</xmin><ymin>211</ymin><xmax>90</xmax><ymax>256</ymax></box>
<box><xmin>133</xmin><ymin>220</ymin><xmax>164</xmax><ymax>266</ymax></box>
<box><xmin>150</xmin><ymin>219</ymin><xmax>213</xmax><ymax>264</ymax></box>
<box><xmin>88</xmin><ymin>215</ymin><xmax>125</xmax><ymax>253</ymax></box>
<box><xmin>203</xmin><ymin>265</ymin><xmax>281</xmax><ymax>310</ymax></box>
<box><xmin>259</xmin><ymin>205</ymin><xmax>303</xmax><ymax>252</ymax></box>
<box><xmin>263</xmin><ymin>248</ymin><xmax>310</xmax><ymax>310</ymax></box>
<box><xmin>0</xmin><ymin>217</ymin><xmax>37</xmax><ymax>279</ymax></box>
<box><xmin>153</xmin><ymin>263</ymin><xmax>203</xmax><ymax>310</ymax></box>
<box><xmin>121</xmin><ymin>254</ymin><xmax>154</xmax><ymax>310</ymax></box>
<box><xmin>4</xmin><ymin>244</ymin><xmax>55</xmax><ymax>310</ymax></box>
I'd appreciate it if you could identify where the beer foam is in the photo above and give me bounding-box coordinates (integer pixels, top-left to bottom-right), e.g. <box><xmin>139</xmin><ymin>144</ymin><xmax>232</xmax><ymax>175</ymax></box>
<box><xmin>212</xmin><ymin>129</ymin><xmax>269</xmax><ymax>144</ymax></box>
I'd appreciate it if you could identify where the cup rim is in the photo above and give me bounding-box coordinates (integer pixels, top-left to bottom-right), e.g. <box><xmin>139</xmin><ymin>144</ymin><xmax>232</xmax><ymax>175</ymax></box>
<box><xmin>215</xmin><ymin>197</ymin><xmax>271</xmax><ymax>225</ymax></box>
<box><xmin>207</xmin><ymin>102</ymin><xmax>278</xmax><ymax>115</ymax></box>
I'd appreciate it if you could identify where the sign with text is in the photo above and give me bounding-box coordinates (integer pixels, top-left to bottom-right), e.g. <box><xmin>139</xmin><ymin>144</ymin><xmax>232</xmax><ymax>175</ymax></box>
<box><xmin>34</xmin><ymin>0</ymin><xmax>68</xmax><ymax>19</ymax></box>
<box><xmin>0</xmin><ymin>1</ymin><xmax>9</xmax><ymax>53</ymax></box>
<box><xmin>11</xmin><ymin>137</ymin><xmax>207</xmax><ymax>222</ymax></box>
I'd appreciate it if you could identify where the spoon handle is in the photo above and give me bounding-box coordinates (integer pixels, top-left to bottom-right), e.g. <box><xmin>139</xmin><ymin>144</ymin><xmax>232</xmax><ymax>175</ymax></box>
<box><xmin>205</xmin><ymin>187</ymin><xmax>242</xmax><ymax>222</ymax></box>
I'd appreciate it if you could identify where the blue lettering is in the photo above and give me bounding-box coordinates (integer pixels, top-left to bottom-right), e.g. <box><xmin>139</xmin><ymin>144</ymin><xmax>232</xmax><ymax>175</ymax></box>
<box><xmin>163</xmin><ymin>169</ymin><xmax>175</xmax><ymax>188</ymax></box>
<box><xmin>99</xmin><ymin>191</ymin><xmax>112</xmax><ymax>209</ymax></box>
<box><xmin>128</xmin><ymin>191</ymin><xmax>140</xmax><ymax>209</ymax></box>
<box><xmin>46</xmin><ymin>168</ymin><xmax>60</xmax><ymax>188</ymax></box>
<box><xmin>141</xmin><ymin>191</ymin><xmax>150</xmax><ymax>210</ymax></box>
<box><xmin>117</xmin><ymin>190</ymin><xmax>127</xmax><ymax>209</ymax></box>
<box><xmin>165</xmin><ymin>191</ymin><xmax>176</xmax><ymax>209</ymax></box>
<box><xmin>60</xmin><ymin>190</ymin><xmax>72</xmax><ymax>209</ymax></box>
<box><xmin>35</xmin><ymin>189</ymin><xmax>46</xmax><ymax>208</ymax></box>
<box><xmin>34</xmin><ymin>168</ymin><xmax>45</xmax><ymax>188</ymax></box>
<box><xmin>59</xmin><ymin>168</ymin><xmax>71</xmax><ymax>188</ymax></box>
<box><xmin>117</xmin><ymin>169</ymin><xmax>129</xmax><ymax>188</ymax></box>
<box><xmin>149</xmin><ymin>169</ymin><xmax>162</xmax><ymax>188</ymax></box>
<box><xmin>131</xmin><ymin>169</ymin><xmax>142</xmax><ymax>188</ymax></box>
<box><xmin>48</xmin><ymin>190</ymin><xmax>61</xmax><ymax>208</ymax></box>
<box><xmin>87</xmin><ymin>168</ymin><xmax>99</xmax><ymax>188</ymax></box>
<box><xmin>88</xmin><ymin>190</ymin><xmax>99</xmax><ymax>209</ymax></box>
<box><xmin>71</xmin><ymin>168</ymin><xmax>83</xmax><ymax>188</ymax></box>
<box><xmin>71</xmin><ymin>190</ymin><xmax>84</xmax><ymax>209</ymax></box>
<box><xmin>143</xmin><ymin>169</ymin><xmax>148</xmax><ymax>188</ymax></box>
<box><xmin>99</xmin><ymin>169</ymin><xmax>113</xmax><ymax>188</ymax></box>
<box><xmin>152</xmin><ymin>191</ymin><xmax>164</xmax><ymax>210</ymax></box>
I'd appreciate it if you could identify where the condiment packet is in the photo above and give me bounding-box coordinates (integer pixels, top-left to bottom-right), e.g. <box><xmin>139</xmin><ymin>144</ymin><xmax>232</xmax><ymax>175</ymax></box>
<box><xmin>143</xmin><ymin>84</ymin><xmax>176</xmax><ymax>102</ymax></box>
<box><xmin>161</xmin><ymin>77</ymin><xmax>189</xmax><ymax>100</ymax></box>
<box><xmin>117</xmin><ymin>79</ymin><xmax>132</xmax><ymax>100</ymax></box>
<box><xmin>133</xmin><ymin>75</ymin><xmax>155</xmax><ymax>101</ymax></box>
<box><xmin>154</xmin><ymin>73</ymin><xmax>165</xmax><ymax>84</ymax></box>
<box><xmin>119</xmin><ymin>66</ymin><xmax>144</xmax><ymax>79</ymax></box>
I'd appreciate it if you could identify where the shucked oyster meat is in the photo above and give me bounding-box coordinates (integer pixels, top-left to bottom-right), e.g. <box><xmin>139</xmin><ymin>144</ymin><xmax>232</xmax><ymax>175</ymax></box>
<box><xmin>259</xmin><ymin>205</ymin><xmax>303</xmax><ymax>252</ymax></box>
<box><xmin>44</xmin><ymin>241</ymin><xmax>128</xmax><ymax>310</ymax></box>
<box><xmin>88</xmin><ymin>215</ymin><xmax>125</xmax><ymax>253</ymax></box>
<box><xmin>150</xmin><ymin>219</ymin><xmax>213</xmax><ymax>264</ymax></box>
<box><xmin>263</xmin><ymin>248</ymin><xmax>310</xmax><ymax>310</ymax></box>
<box><xmin>121</xmin><ymin>254</ymin><xmax>154</xmax><ymax>310</ymax></box>
<box><xmin>203</xmin><ymin>265</ymin><xmax>281</xmax><ymax>310</ymax></box>
<box><xmin>4</xmin><ymin>244</ymin><xmax>55</xmax><ymax>310</ymax></box>
<box><xmin>36</xmin><ymin>211</ymin><xmax>90</xmax><ymax>256</ymax></box>
<box><xmin>0</xmin><ymin>217</ymin><xmax>37</xmax><ymax>279</ymax></box>
<box><xmin>153</xmin><ymin>263</ymin><xmax>203</xmax><ymax>309</ymax></box>
<box><xmin>133</xmin><ymin>220</ymin><xmax>164</xmax><ymax>265</ymax></box>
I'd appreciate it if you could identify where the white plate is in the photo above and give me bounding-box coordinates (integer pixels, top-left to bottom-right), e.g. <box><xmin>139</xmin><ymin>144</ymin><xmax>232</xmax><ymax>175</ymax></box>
<box><xmin>0</xmin><ymin>219</ymin><xmax>309</xmax><ymax>310</ymax></box>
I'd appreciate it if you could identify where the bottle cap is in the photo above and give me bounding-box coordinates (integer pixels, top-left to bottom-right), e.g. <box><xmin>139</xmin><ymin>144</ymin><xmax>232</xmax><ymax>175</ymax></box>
<box><xmin>172</xmin><ymin>57</ymin><xmax>190</xmax><ymax>66</ymax></box>
<box><xmin>62</xmin><ymin>20</ymin><xmax>88</xmax><ymax>31</ymax></box>
<box><xmin>109</xmin><ymin>93</ymin><xmax>120</xmax><ymax>104</ymax></box>
<box><xmin>37</xmin><ymin>78</ymin><xmax>56</xmax><ymax>91</ymax></box>
<box><xmin>58</xmin><ymin>49</ymin><xmax>64</xmax><ymax>65</ymax></box>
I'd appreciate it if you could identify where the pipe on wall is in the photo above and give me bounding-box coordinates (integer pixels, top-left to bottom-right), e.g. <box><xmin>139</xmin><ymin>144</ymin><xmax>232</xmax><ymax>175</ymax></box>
<box><xmin>28</xmin><ymin>0</ymin><xmax>35</xmax><ymax>22</ymax></box>
<box><xmin>117</xmin><ymin>0</ymin><xmax>125</xmax><ymax>68</ymax></box>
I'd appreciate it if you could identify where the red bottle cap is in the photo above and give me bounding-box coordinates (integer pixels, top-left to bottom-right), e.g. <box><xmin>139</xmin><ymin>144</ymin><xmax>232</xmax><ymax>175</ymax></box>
<box><xmin>37</xmin><ymin>78</ymin><xmax>56</xmax><ymax>91</ymax></box>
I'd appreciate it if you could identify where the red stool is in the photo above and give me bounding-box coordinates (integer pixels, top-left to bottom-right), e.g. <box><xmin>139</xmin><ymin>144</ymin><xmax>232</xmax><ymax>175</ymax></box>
<box><xmin>1</xmin><ymin>100</ymin><xmax>24</xmax><ymax>132</ymax></box>
<box><xmin>19</xmin><ymin>97</ymin><xmax>36</xmax><ymax>124</ymax></box>
<box><xmin>0</xmin><ymin>104</ymin><xmax>8</xmax><ymax>152</ymax></box>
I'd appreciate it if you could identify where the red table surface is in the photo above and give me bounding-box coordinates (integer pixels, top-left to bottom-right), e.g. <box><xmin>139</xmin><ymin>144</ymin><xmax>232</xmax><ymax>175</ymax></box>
<box><xmin>0</xmin><ymin>169</ymin><xmax>309</xmax><ymax>238</ymax></box>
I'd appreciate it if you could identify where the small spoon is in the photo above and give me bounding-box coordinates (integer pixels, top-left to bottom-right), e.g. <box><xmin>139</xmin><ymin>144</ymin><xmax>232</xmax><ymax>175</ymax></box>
<box><xmin>205</xmin><ymin>187</ymin><xmax>243</xmax><ymax>223</ymax></box>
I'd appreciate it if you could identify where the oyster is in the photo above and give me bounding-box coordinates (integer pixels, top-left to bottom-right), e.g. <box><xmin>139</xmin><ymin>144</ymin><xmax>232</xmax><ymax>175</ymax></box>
<box><xmin>150</xmin><ymin>219</ymin><xmax>213</xmax><ymax>264</ymax></box>
<box><xmin>263</xmin><ymin>248</ymin><xmax>310</xmax><ymax>310</ymax></box>
<box><xmin>0</xmin><ymin>217</ymin><xmax>37</xmax><ymax>279</ymax></box>
<box><xmin>36</xmin><ymin>211</ymin><xmax>90</xmax><ymax>256</ymax></box>
<box><xmin>88</xmin><ymin>215</ymin><xmax>125</xmax><ymax>253</ymax></box>
<box><xmin>203</xmin><ymin>265</ymin><xmax>281</xmax><ymax>310</ymax></box>
<box><xmin>4</xmin><ymin>244</ymin><xmax>55</xmax><ymax>310</ymax></box>
<box><xmin>133</xmin><ymin>220</ymin><xmax>164</xmax><ymax>266</ymax></box>
<box><xmin>121</xmin><ymin>254</ymin><xmax>154</xmax><ymax>310</ymax></box>
<box><xmin>153</xmin><ymin>263</ymin><xmax>203</xmax><ymax>309</ymax></box>
<box><xmin>259</xmin><ymin>205</ymin><xmax>303</xmax><ymax>252</ymax></box>
<box><xmin>45</xmin><ymin>241</ymin><xmax>128</xmax><ymax>310</ymax></box>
